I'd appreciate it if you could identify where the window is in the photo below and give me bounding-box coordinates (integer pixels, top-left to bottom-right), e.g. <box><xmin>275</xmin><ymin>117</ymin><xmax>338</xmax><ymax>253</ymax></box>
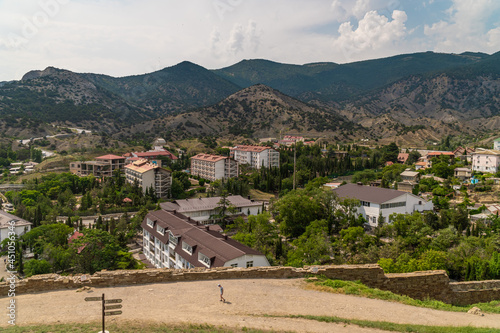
<box><xmin>146</xmin><ymin>218</ymin><xmax>154</xmax><ymax>228</ymax></box>
<box><xmin>157</xmin><ymin>225</ymin><xmax>165</xmax><ymax>235</ymax></box>
<box><xmin>198</xmin><ymin>253</ymin><xmax>211</xmax><ymax>267</ymax></box>
<box><xmin>182</xmin><ymin>241</ymin><xmax>193</xmax><ymax>254</ymax></box>
<box><xmin>169</xmin><ymin>232</ymin><xmax>178</xmax><ymax>246</ymax></box>
<box><xmin>360</xmin><ymin>201</ymin><xmax>370</xmax><ymax>207</ymax></box>
<box><xmin>380</xmin><ymin>202</ymin><xmax>406</xmax><ymax>209</ymax></box>
<box><xmin>231</xmin><ymin>263</ymin><xmax>238</xmax><ymax>268</ymax></box>
<box><xmin>246</xmin><ymin>261</ymin><xmax>253</xmax><ymax>268</ymax></box>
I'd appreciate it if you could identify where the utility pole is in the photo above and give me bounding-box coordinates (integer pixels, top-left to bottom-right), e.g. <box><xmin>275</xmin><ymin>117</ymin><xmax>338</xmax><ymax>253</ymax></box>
<box><xmin>293</xmin><ymin>143</ymin><xmax>296</xmax><ymax>190</ymax></box>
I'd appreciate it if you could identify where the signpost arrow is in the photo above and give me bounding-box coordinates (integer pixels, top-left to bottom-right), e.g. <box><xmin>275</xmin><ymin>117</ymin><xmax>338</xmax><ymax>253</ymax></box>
<box><xmin>84</xmin><ymin>297</ymin><xmax>102</xmax><ymax>302</ymax></box>
<box><xmin>105</xmin><ymin>299</ymin><xmax>122</xmax><ymax>304</ymax></box>
<box><xmin>104</xmin><ymin>310</ymin><xmax>122</xmax><ymax>316</ymax></box>
<box><xmin>105</xmin><ymin>304</ymin><xmax>122</xmax><ymax>310</ymax></box>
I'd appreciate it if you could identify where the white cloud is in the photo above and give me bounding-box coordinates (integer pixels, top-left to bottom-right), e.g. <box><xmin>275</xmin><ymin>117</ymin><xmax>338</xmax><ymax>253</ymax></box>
<box><xmin>424</xmin><ymin>0</ymin><xmax>500</xmax><ymax>53</ymax></box>
<box><xmin>333</xmin><ymin>10</ymin><xmax>407</xmax><ymax>62</ymax></box>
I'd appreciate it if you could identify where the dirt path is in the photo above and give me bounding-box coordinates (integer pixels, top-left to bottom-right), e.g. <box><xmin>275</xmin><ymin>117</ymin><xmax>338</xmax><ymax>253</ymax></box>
<box><xmin>1</xmin><ymin>278</ymin><xmax>500</xmax><ymax>332</ymax></box>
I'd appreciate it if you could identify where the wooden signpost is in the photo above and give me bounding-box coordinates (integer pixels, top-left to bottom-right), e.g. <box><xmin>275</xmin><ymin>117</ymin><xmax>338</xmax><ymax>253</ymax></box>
<box><xmin>85</xmin><ymin>293</ymin><xmax>123</xmax><ymax>332</ymax></box>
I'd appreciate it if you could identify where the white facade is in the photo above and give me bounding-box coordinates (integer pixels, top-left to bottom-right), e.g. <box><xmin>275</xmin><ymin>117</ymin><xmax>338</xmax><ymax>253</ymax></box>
<box><xmin>125</xmin><ymin>159</ymin><xmax>172</xmax><ymax>198</ymax></box>
<box><xmin>142</xmin><ymin>210</ymin><xmax>269</xmax><ymax>269</ymax></box>
<box><xmin>333</xmin><ymin>183</ymin><xmax>434</xmax><ymax>228</ymax></box>
<box><xmin>494</xmin><ymin>139</ymin><xmax>500</xmax><ymax>151</ymax></box>
<box><xmin>231</xmin><ymin>145</ymin><xmax>280</xmax><ymax>169</ymax></box>
<box><xmin>190</xmin><ymin>154</ymin><xmax>238</xmax><ymax>181</ymax></box>
<box><xmin>357</xmin><ymin>193</ymin><xmax>434</xmax><ymax>227</ymax></box>
<box><xmin>471</xmin><ymin>150</ymin><xmax>500</xmax><ymax>173</ymax></box>
<box><xmin>0</xmin><ymin>211</ymin><xmax>32</xmax><ymax>243</ymax></box>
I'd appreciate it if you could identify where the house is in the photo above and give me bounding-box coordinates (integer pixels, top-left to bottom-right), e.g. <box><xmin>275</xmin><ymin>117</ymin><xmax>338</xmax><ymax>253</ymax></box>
<box><xmin>190</xmin><ymin>154</ymin><xmax>238</xmax><ymax>182</ymax></box>
<box><xmin>471</xmin><ymin>149</ymin><xmax>500</xmax><ymax>174</ymax></box>
<box><xmin>124</xmin><ymin>149</ymin><xmax>178</xmax><ymax>167</ymax></box>
<box><xmin>397</xmin><ymin>153</ymin><xmax>409</xmax><ymax>164</ymax></box>
<box><xmin>426</xmin><ymin>151</ymin><xmax>455</xmax><ymax>164</ymax></box>
<box><xmin>70</xmin><ymin>154</ymin><xmax>126</xmax><ymax>178</ymax></box>
<box><xmin>332</xmin><ymin>183</ymin><xmax>434</xmax><ymax>227</ymax></box>
<box><xmin>397</xmin><ymin>170</ymin><xmax>420</xmax><ymax>193</ymax></box>
<box><xmin>230</xmin><ymin>145</ymin><xmax>280</xmax><ymax>169</ymax></box>
<box><xmin>454</xmin><ymin>167</ymin><xmax>472</xmax><ymax>181</ymax></box>
<box><xmin>124</xmin><ymin>159</ymin><xmax>172</xmax><ymax>198</ymax></box>
<box><xmin>494</xmin><ymin>138</ymin><xmax>500</xmax><ymax>151</ymax></box>
<box><xmin>160</xmin><ymin>195</ymin><xmax>262</xmax><ymax>224</ymax></box>
<box><xmin>141</xmin><ymin>209</ymin><xmax>269</xmax><ymax>269</ymax></box>
<box><xmin>415</xmin><ymin>161</ymin><xmax>429</xmax><ymax>170</ymax></box>
<box><xmin>0</xmin><ymin>211</ymin><xmax>32</xmax><ymax>243</ymax></box>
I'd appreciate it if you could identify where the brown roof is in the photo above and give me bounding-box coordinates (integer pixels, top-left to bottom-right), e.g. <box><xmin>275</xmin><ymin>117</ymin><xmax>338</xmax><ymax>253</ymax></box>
<box><xmin>160</xmin><ymin>195</ymin><xmax>261</xmax><ymax>212</ymax></box>
<box><xmin>133</xmin><ymin>150</ymin><xmax>178</xmax><ymax>160</ymax></box>
<box><xmin>0</xmin><ymin>211</ymin><xmax>32</xmax><ymax>229</ymax></box>
<box><xmin>96</xmin><ymin>154</ymin><xmax>125</xmax><ymax>160</ymax></box>
<box><xmin>231</xmin><ymin>145</ymin><xmax>271</xmax><ymax>153</ymax></box>
<box><xmin>332</xmin><ymin>183</ymin><xmax>407</xmax><ymax>204</ymax></box>
<box><xmin>124</xmin><ymin>159</ymin><xmax>156</xmax><ymax>173</ymax></box>
<box><xmin>142</xmin><ymin>210</ymin><xmax>263</xmax><ymax>267</ymax></box>
<box><xmin>191</xmin><ymin>154</ymin><xmax>228</xmax><ymax>162</ymax></box>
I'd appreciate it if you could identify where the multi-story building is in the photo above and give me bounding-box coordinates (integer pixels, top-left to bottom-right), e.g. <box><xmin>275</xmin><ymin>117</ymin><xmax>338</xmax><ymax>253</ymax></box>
<box><xmin>471</xmin><ymin>149</ymin><xmax>500</xmax><ymax>173</ymax></box>
<box><xmin>124</xmin><ymin>159</ymin><xmax>172</xmax><ymax>198</ymax></box>
<box><xmin>0</xmin><ymin>211</ymin><xmax>32</xmax><ymax>243</ymax></box>
<box><xmin>160</xmin><ymin>195</ymin><xmax>263</xmax><ymax>224</ymax></box>
<box><xmin>230</xmin><ymin>145</ymin><xmax>280</xmax><ymax>169</ymax></box>
<box><xmin>142</xmin><ymin>209</ymin><xmax>269</xmax><ymax>269</ymax></box>
<box><xmin>494</xmin><ymin>138</ymin><xmax>500</xmax><ymax>151</ymax></box>
<box><xmin>123</xmin><ymin>149</ymin><xmax>178</xmax><ymax>167</ymax></box>
<box><xmin>333</xmin><ymin>183</ymin><xmax>433</xmax><ymax>227</ymax></box>
<box><xmin>190</xmin><ymin>154</ymin><xmax>238</xmax><ymax>181</ymax></box>
<box><xmin>70</xmin><ymin>154</ymin><xmax>126</xmax><ymax>178</ymax></box>
<box><xmin>397</xmin><ymin>170</ymin><xmax>420</xmax><ymax>193</ymax></box>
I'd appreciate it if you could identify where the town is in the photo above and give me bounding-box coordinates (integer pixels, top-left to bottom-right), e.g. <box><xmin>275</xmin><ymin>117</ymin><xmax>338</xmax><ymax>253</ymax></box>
<box><xmin>1</xmin><ymin>134</ymin><xmax>500</xmax><ymax>284</ymax></box>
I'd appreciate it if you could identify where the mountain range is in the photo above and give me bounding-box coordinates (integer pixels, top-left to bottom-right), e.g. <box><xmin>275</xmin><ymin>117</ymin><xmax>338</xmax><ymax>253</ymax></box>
<box><xmin>1</xmin><ymin>51</ymin><xmax>500</xmax><ymax>145</ymax></box>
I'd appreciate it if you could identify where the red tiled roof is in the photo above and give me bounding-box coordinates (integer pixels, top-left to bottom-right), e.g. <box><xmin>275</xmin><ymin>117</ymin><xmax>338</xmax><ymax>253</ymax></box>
<box><xmin>96</xmin><ymin>154</ymin><xmax>125</xmax><ymax>160</ymax></box>
<box><xmin>231</xmin><ymin>145</ymin><xmax>270</xmax><ymax>152</ymax></box>
<box><xmin>133</xmin><ymin>150</ymin><xmax>178</xmax><ymax>160</ymax></box>
<box><xmin>191</xmin><ymin>154</ymin><xmax>227</xmax><ymax>162</ymax></box>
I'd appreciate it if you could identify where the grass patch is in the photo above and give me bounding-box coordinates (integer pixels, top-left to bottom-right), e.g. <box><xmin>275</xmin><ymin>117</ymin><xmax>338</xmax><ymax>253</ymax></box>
<box><xmin>249</xmin><ymin>189</ymin><xmax>275</xmax><ymax>201</ymax></box>
<box><xmin>282</xmin><ymin>314</ymin><xmax>500</xmax><ymax>333</ymax></box>
<box><xmin>306</xmin><ymin>278</ymin><xmax>500</xmax><ymax>314</ymax></box>
<box><xmin>1</xmin><ymin>321</ymin><xmax>278</xmax><ymax>333</ymax></box>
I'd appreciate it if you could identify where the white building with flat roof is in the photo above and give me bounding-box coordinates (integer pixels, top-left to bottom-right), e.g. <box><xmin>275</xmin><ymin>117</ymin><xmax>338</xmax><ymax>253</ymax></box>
<box><xmin>190</xmin><ymin>154</ymin><xmax>238</xmax><ymax>181</ymax></box>
<box><xmin>124</xmin><ymin>159</ymin><xmax>172</xmax><ymax>198</ymax></box>
<box><xmin>230</xmin><ymin>145</ymin><xmax>280</xmax><ymax>169</ymax></box>
<box><xmin>471</xmin><ymin>149</ymin><xmax>500</xmax><ymax>174</ymax></box>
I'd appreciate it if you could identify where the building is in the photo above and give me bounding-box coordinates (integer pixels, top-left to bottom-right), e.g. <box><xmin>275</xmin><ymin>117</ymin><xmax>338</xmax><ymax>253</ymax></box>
<box><xmin>70</xmin><ymin>154</ymin><xmax>126</xmax><ymax>178</ymax></box>
<box><xmin>397</xmin><ymin>170</ymin><xmax>420</xmax><ymax>193</ymax></box>
<box><xmin>124</xmin><ymin>159</ymin><xmax>172</xmax><ymax>198</ymax></box>
<box><xmin>190</xmin><ymin>154</ymin><xmax>238</xmax><ymax>182</ymax></box>
<box><xmin>230</xmin><ymin>145</ymin><xmax>280</xmax><ymax>169</ymax></box>
<box><xmin>160</xmin><ymin>195</ymin><xmax>262</xmax><ymax>224</ymax></box>
<box><xmin>471</xmin><ymin>149</ymin><xmax>500</xmax><ymax>174</ymax></box>
<box><xmin>124</xmin><ymin>149</ymin><xmax>178</xmax><ymax>167</ymax></box>
<box><xmin>494</xmin><ymin>138</ymin><xmax>500</xmax><ymax>151</ymax></box>
<box><xmin>332</xmin><ymin>183</ymin><xmax>434</xmax><ymax>227</ymax></box>
<box><xmin>397</xmin><ymin>153</ymin><xmax>409</xmax><ymax>164</ymax></box>
<box><xmin>0</xmin><ymin>211</ymin><xmax>32</xmax><ymax>243</ymax></box>
<box><xmin>142</xmin><ymin>209</ymin><xmax>269</xmax><ymax>269</ymax></box>
<box><xmin>454</xmin><ymin>167</ymin><xmax>472</xmax><ymax>181</ymax></box>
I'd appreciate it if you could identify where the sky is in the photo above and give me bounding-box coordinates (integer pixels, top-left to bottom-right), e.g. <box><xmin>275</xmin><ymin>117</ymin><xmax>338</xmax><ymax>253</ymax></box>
<box><xmin>0</xmin><ymin>0</ymin><xmax>500</xmax><ymax>81</ymax></box>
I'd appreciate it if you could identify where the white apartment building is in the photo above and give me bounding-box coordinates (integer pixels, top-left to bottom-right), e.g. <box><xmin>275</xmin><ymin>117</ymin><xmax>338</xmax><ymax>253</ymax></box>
<box><xmin>332</xmin><ymin>183</ymin><xmax>434</xmax><ymax>227</ymax></box>
<box><xmin>230</xmin><ymin>145</ymin><xmax>280</xmax><ymax>169</ymax></box>
<box><xmin>0</xmin><ymin>211</ymin><xmax>32</xmax><ymax>243</ymax></box>
<box><xmin>160</xmin><ymin>195</ymin><xmax>263</xmax><ymax>224</ymax></box>
<box><xmin>142</xmin><ymin>209</ymin><xmax>269</xmax><ymax>269</ymax></box>
<box><xmin>190</xmin><ymin>154</ymin><xmax>238</xmax><ymax>181</ymax></box>
<box><xmin>494</xmin><ymin>138</ymin><xmax>500</xmax><ymax>151</ymax></box>
<box><xmin>124</xmin><ymin>159</ymin><xmax>172</xmax><ymax>198</ymax></box>
<box><xmin>471</xmin><ymin>149</ymin><xmax>500</xmax><ymax>174</ymax></box>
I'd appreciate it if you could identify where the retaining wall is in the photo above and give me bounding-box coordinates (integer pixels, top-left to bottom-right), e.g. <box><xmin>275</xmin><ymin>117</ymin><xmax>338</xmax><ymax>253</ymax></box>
<box><xmin>1</xmin><ymin>264</ymin><xmax>499</xmax><ymax>306</ymax></box>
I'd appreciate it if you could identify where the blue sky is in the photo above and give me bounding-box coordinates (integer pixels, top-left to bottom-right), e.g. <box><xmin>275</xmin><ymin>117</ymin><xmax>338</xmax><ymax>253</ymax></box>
<box><xmin>0</xmin><ymin>0</ymin><xmax>499</xmax><ymax>81</ymax></box>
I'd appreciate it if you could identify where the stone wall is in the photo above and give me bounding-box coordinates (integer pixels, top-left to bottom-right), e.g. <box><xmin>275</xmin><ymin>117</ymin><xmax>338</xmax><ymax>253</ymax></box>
<box><xmin>1</xmin><ymin>264</ymin><xmax>499</xmax><ymax>306</ymax></box>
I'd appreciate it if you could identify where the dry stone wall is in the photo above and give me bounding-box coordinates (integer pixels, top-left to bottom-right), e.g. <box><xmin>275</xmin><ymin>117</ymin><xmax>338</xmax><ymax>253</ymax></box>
<box><xmin>1</xmin><ymin>264</ymin><xmax>499</xmax><ymax>306</ymax></box>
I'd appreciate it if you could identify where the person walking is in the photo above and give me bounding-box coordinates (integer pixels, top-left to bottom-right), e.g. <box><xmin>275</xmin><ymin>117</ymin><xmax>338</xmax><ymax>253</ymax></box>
<box><xmin>217</xmin><ymin>284</ymin><xmax>225</xmax><ymax>302</ymax></box>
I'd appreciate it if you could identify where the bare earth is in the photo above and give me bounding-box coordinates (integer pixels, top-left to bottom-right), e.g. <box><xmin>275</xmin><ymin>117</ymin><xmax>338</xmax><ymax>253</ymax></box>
<box><xmin>2</xmin><ymin>278</ymin><xmax>500</xmax><ymax>332</ymax></box>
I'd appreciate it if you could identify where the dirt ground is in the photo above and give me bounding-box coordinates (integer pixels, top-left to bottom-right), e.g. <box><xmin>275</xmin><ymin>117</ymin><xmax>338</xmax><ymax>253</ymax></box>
<box><xmin>2</xmin><ymin>278</ymin><xmax>500</xmax><ymax>332</ymax></box>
